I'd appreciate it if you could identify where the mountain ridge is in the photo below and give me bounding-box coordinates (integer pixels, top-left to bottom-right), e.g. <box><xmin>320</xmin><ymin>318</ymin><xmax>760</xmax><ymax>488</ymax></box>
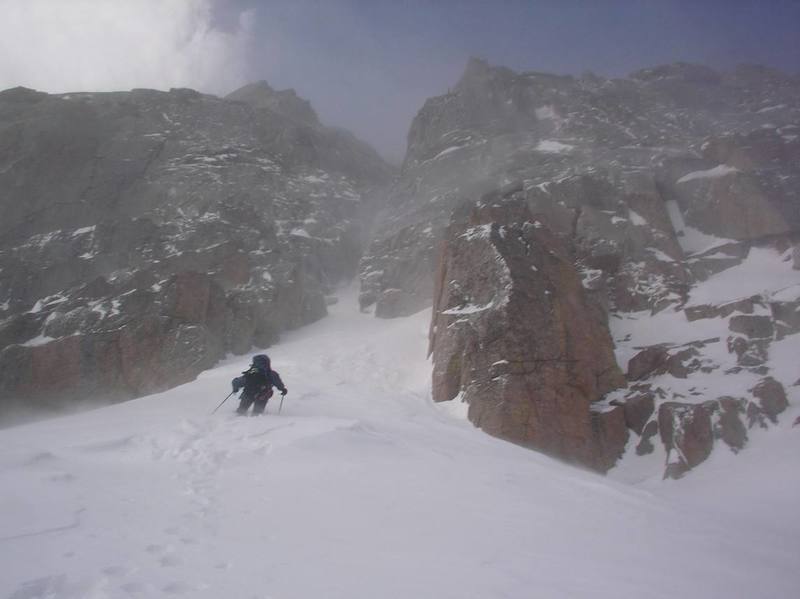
<box><xmin>1</xmin><ymin>59</ymin><xmax>798</xmax><ymax>479</ymax></box>
<box><xmin>0</xmin><ymin>81</ymin><xmax>393</xmax><ymax>422</ymax></box>
<box><xmin>360</xmin><ymin>57</ymin><xmax>800</xmax><ymax>476</ymax></box>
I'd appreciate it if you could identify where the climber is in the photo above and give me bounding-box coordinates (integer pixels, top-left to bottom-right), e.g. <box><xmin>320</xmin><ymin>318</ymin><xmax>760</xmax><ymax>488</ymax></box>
<box><xmin>231</xmin><ymin>354</ymin><xmax>288</xmax><ymax>415</ymax></box>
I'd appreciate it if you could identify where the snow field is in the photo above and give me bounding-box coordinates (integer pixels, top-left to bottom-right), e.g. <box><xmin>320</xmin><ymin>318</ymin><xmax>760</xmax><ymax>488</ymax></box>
<box><xmin>0</xmin><ymin>287</ymin><xmax>798</xmax><ymax>598</ymax></box>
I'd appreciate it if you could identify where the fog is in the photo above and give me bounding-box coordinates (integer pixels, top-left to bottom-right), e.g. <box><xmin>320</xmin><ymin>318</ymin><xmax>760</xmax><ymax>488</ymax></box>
<box><xmin>0</xmin><ymin>394</ymin><xmax>119</xmax><ymax>430</ymax></box>
<box><xmin>0</xmin><ymin>8</ymin><xmax>799</xmax><ymax>591</ymax></box>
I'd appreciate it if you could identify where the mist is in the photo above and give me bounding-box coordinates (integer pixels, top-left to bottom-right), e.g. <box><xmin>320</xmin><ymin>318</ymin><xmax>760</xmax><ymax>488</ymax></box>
<box><xmin>0</xmin><ymin>0</ymin><xmax>254</xmax><ymax>96</ymax></box>
<box><xmin>0</xmin><ymin>2</ymin><xmax>799</xmax><ymax>594</ymax></box>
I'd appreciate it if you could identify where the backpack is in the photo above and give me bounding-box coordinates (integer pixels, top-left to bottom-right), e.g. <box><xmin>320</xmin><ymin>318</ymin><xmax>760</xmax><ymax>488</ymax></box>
<box><xmin>242</xmin><ymin>366</ymin><xmax>273</xmax><ymax>399</ymax></box>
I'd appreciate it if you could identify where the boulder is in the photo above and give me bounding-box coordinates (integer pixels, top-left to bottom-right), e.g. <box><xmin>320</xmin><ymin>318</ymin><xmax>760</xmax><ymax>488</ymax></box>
<box><xmin>685</xmin><ymin>244</ymin><xmax>749</xmax><ymax>282</ymax></box>
<box><xmin>623</xmin><ymin>392</ymin><xmax>656</xmax><ymax>435</ymax></box>
<box><xmin>684</xmin><ymin>295</ymin><xmax>761</xmax><ymax>322</ymax></box>
<box><xmin>375</xmin><ymin>288</ymin><xmax>423</xmax><ymax>319</ymax></box>
<box><xmin>750</xmin><ymin>377</ymin><xmax>788</xmax><ymax>423</ymax></box>
<box><xmin>728</xmin><ymin>315</ymin><xmax>774</xmax><ymax>339</ymax></box>
<box><xmin>666</xmin><ymin>154</ymin><xmax>795</xmax><ymax>242</ymax></box>
<box><xmin>666</xmin><ymin>347</ymin><xmax>703</xmax><ymax>378</ymax></box>
<box><xmin>659</xmin><ymin>402</ymin><xmax>714</xmax><ymax>479</ymax></box>
<box><xmin>636</xmin><ymin>421</ymin><xmax>659</xmax><ymax>456</ymax></box>
<box><xmin>770</xmin><ymin>299</ymin><xmax>800</xmax><ymax>339</ymax></box>
<box><xmin>746</xmin><ymin>400</ymin><xmax>769</xmax><ymax>429</ymax></box>
<box><xmin>726</xmin><ymin>335</ymin><xmax>770</xmax><ymax>368</ymax></box>
<box><xmin>429</xmin><ymin>198</ymin><xmax>628</xmax><ymax>472</ymax></box>
<box><xmin>627</xmin><ymin>347</ymin><xmax>670</xmax><ymax>381</ymax></box>
<box><xmin>627</xmin><ymin>344</ymin><xmax>705</xmax><ymax>380</ymax></box>
<box><xmin>713</xmin><ymin>397</ymin><xmax>748</xmax><ymax>452</ymax></box>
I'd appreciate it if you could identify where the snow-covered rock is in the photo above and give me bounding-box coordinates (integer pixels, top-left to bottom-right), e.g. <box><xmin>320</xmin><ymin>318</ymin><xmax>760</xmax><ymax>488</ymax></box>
<box><xmin>361</xmin><ymin>57</ymin><xmax>800</xmax><ymax>476</ymax></box>
<box><xmin>0</xmin><ymin>83</ymin><xmax>392</xmax><ymax>420</ymax></box>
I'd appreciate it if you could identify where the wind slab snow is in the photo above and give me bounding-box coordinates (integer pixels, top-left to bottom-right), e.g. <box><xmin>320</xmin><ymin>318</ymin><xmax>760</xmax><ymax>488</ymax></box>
<box><xmin>0</xmin><ymin>288</ymin><xmax>798</xmax><ymax>598</ymax></box>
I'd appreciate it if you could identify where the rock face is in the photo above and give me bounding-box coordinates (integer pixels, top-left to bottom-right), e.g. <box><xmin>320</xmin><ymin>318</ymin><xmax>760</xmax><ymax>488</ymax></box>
<box><xmin>369</xmin><ymin>58</ymin><xmax>800</xmax><ymax>477</ymax></box>
<box><xmin>3</xmin><ymin>59</ymin><xmax>797</xmax><ymax>479</ymax></box>
<box><xmin>0</xmin><ymin>83</ymin><xmax>392</xmax><ymax>421</ymax></box>
<box><xmin>663</xmin><ymin>128</ymin><xmax>800</xmax><ymax>241</ymax></box>
<box><xmin>659</xmin><ymin>403</ymin><xmax>714</xmax><ymax>479</ymax></box>
<box><xmin>226</xmin><ymin>81</ymin><xmax>320</xmax><ymax>125</ymax></box>
<box><xmin>361</xmin><ymin>59</ymin><xmax>800</xmax><ymax>315</ymax></box>
<box><xmin>429</xmin><ymin>199</ymin><xmax>627</xmax><ymax>472</ymax></box>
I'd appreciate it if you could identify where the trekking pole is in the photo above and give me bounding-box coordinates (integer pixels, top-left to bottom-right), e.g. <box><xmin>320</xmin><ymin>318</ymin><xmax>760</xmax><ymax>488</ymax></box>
<box><xmin>278</xmin><ymin>393</ymin><xmax>286</xmax><ymax>414</ymax></box>
<box><xmin>211</xmin><ymin>391</ymin><xmax>235</xmax><ymax>415</ymax></box>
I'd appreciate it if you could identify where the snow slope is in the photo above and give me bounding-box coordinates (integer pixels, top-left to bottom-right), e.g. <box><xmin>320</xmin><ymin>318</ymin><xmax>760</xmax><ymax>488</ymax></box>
<box><xmin>1</xmin><ymin>287</ymin><xmax>798</xmax><ymax>598</ymax></box>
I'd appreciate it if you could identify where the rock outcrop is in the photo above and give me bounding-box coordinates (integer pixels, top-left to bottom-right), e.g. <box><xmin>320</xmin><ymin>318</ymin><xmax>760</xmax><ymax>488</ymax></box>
<box><xmin>0</xmin><ymin>83</ymin><xmax>393</xmax><ymax>420</ymax></box>
<box><xmin>429</xmin><ymin>198</ymin><xmax>627</xmax><ymax>472</ymax></box>
<box><xmin>369</xmin><ymin>58</ymin><xmax>800</xmax><ymax>477</ymax></box>
<box><xmin>3</xmin><ymin>58</ymin><xmax>797</xmax><ymax>479</ymax></box>
<box><xmin>615</xmin><ymin>289</ymin><xmax>794</xmax><ymax>478</ymax></box>
<box><xmin>361</xmin><ymin>59</ymin><xmax>800</xmax><ymax>315</ymax></box>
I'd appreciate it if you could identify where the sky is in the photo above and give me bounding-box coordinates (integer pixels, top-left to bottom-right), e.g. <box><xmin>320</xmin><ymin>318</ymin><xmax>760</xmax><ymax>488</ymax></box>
<box><xmin>1</xmin><ymin>0</ymin><xmax>798</xmax><ymax>163</ymax></box>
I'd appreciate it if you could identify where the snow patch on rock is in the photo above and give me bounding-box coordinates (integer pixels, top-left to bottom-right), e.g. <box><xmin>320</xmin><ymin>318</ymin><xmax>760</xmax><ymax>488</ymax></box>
<box><xmin>535</xmin><ymin>140</ymin><xmax>574</xmax><ymax>154</ymax></box>
<box><xmin>677</xmin><ymin>164</ymin><xmax>739</xmax><ymax>184</ymax></box>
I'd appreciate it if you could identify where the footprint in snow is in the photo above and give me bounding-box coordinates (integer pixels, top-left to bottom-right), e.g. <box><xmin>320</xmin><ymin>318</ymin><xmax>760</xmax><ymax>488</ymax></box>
<box><xmin>159</xmin><ymin>555</ymin><xmax>183</xmax><ymax>568</ymax></box>
<box><xmin>102</xmin><ymin>564</ymin><xmax>134</xmax><ymax>578</ymax></box>
<box><xmin>7</xmin><ymin>574</ymin><xmax>102</xmax><ymax>599</ymax></box>
<box><xmin>162</xmin><ymin>581</ymin><xmax>193</xmax><ymax>594</ymax></box>
<box><xmin>24</xmin><ymin>451</ymin><xmax>59</xmax><ymax>466</ymax></box>
<box><xmin>77</xmin><ymin>435</ymin><xmax>140</xmax><ymax>453</ymax></box>
<box><xmin>145</xmin><ymin>543</ymin><xmax>172</xmax><ymax>555</ymax></box>
<box><xmin>120</xmin><ymin>581</ymin><xmax>151</xmax><ymax>594</ymax></box>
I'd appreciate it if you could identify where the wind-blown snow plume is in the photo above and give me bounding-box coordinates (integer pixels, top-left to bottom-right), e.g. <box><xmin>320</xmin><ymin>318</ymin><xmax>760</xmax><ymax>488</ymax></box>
<box><xmin>0</xmin><ymin>0</ymin><xmax>254</xmax><ymax>94</ymax></box>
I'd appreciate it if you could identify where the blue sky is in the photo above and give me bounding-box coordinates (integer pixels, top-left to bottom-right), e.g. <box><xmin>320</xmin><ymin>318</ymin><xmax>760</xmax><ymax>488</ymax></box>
<box><xmin>221</xmin><ymin>0</ymin><xmax>800</xmax><ymax>161</ymax></box>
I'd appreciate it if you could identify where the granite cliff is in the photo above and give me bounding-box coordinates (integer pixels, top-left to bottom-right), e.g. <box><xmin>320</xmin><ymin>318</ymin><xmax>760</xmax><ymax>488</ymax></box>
<box><xmin>362</xmin><ymin>59</ymin><xmax>800</xmax><ymax>476</ymax></box>
<box><xmin>0</xmin><ymin>83</ymin><xmax>392</xmax><ymax>419</ymax></box>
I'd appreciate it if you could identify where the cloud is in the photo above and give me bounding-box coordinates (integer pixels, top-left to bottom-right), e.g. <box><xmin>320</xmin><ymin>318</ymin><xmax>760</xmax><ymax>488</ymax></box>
<box><xmin>0</xmin><ymin>0</ymin><xmax>254</xmax><ymax>94</ymax></box>
<box><xmin>0</xmin><ymin>0</ymin><xmax>449</xmax><ymax>161</ymax></box>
